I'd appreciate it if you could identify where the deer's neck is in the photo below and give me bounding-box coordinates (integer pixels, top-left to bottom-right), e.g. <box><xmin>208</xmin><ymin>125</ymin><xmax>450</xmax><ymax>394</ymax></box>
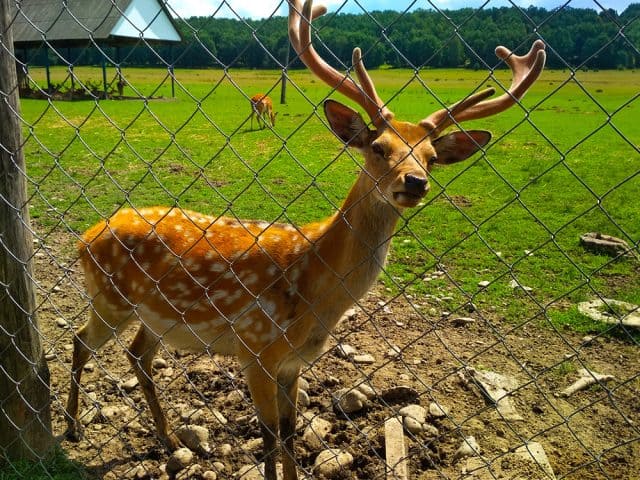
<box><xmin>303</xmin><ymin>173</ymin><xmax>401</xmax><ymax>307</ymax></box>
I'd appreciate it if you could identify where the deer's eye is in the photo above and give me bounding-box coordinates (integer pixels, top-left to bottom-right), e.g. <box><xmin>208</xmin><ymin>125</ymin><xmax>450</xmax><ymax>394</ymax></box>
<box><xmin>428</xmin><ymin>155</ymin><xmax>437</xmax><ymax>165</ymax></box>
<box><xmin>372</xmin><ymin>143</ymin><xmax>385</xmax><ymax>157</ymax></box>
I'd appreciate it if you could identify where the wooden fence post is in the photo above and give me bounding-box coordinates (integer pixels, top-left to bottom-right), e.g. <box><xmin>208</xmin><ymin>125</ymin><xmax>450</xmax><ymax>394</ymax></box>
<box><xmin>0</xmin><ymin>0</ymin><xmax>54</xmax><ymax>463</ymax></box>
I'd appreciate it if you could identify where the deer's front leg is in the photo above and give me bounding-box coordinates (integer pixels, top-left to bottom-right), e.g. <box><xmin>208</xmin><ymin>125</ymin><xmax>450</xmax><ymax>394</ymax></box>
<box><xmin>278</xmin><ymin>366</ymin><xmax>301</xmax><ymax>480</ymax></box>
<box><xmin>243</xmin><ymin>357</ymin><xmax>282</xmax><ymax>480</ymax></box>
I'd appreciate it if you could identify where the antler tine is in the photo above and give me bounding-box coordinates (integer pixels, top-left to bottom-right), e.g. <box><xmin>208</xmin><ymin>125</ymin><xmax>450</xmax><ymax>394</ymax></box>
<box><xmin>288</xmin><ymin>0</ymin><xmax>393</xmax><ymax>128</ymax></box>
<box><xmin>421</xmin><ymin>40</ymin><xmax>546</xmax><ymax>135</ymax></box>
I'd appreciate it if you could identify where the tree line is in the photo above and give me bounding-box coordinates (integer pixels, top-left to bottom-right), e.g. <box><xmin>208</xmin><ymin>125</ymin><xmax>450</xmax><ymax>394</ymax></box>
<box><xmin>27</xmin><ymin>5</ymin><xmax>640</xmax><ymax>70</ymax></box>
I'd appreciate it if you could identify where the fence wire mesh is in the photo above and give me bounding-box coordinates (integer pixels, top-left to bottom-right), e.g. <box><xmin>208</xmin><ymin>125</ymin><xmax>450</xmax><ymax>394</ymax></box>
<box><xmin>1</xmin><ymin>0</ymin><xmax>639</xmax><ymax>479</ymax></box>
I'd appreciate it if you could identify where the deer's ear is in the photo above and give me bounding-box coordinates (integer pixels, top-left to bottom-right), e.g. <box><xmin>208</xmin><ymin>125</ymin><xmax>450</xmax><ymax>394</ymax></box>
<box><xmin>324</xmin><ymin>100</ymin><xmax>371</xmax><ymax>149</ymax></box>
<box><xmin>432</xmin><ymin>130</ymin><xmax>491</xmax><ymax>164</ymax></box>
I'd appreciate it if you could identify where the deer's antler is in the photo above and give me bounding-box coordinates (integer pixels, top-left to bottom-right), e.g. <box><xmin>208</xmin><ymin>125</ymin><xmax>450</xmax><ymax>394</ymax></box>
<box><xmin>421</xmin><ymin>40</ymin><xmax>546</xmax><ymax>134</ymax></box>
<box><xmin>288</xmin><ymin>0</ymin><xmax>393</xmax><ymax>128</ymax></box>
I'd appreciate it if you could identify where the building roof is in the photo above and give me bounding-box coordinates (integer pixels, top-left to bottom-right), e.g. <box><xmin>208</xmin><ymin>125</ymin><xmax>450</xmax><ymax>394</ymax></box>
<box><xmin>11</xmin><ymin>0</ymin><xmax>182</xmax><ymax>48</ymax></box>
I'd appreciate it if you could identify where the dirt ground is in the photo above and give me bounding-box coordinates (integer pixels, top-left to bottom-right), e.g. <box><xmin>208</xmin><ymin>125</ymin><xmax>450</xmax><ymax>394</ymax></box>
<box><xmin>34</xmin><ymin>229</ymin><xmax>639</xmax><ymax>480</ymax></box>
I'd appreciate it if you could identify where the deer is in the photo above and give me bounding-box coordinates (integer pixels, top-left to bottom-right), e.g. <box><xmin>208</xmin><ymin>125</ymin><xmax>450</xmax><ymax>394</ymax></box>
<box><xmin>64</xmin><ymin>1</ymin><xmax>546</xmax><ymax>479</ymax></box>
<box><xmin>250</xmin><ymin>93</ymin><xmax>276</xmax><ymax>129</ymax></box>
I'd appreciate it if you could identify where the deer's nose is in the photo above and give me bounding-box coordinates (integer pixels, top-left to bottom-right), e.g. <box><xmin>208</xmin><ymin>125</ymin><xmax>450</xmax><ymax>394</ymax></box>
<box><xmin>405</xmin><ymin>174</ymin><xmax>428</xmax><ymax>196</ymax></box>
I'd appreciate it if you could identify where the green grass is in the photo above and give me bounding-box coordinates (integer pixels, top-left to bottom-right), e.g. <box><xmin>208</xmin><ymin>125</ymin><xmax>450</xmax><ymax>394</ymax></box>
<box><xmin>0</xmin><ymin>448</ymin><xmax>88</xmax><ymax>480</ymax></box>
<box><xmin>20</xmin><ymin>66</ymin><xmax>640</xmax><ymax>339</ymax></box>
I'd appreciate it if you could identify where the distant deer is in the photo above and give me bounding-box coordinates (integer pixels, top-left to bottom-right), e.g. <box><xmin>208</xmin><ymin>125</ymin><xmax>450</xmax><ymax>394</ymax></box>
<box><xmin>64</xmin><ymin>1</ymin><xmax>546</xmax><ymax>479</ymax></box>
<box><xmin>250</xmin><ymin>93</ymin><xmax>276</xmax><ymax>129</ymax></box>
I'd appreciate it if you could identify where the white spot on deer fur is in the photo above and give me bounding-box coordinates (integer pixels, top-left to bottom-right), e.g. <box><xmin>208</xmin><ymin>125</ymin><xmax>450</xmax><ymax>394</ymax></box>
<box><xmin>168</xmin><ymin>209</ymin><xmax>177</xmax><ymax>217</ymax></box>
<box><xmin>204</xmin><ymin>251</ymin><xmax>216</xmax><ymax>260</ymax></box>
<box><xmin>257</xmin><ymin>297</ymin><xmax>277</xmax><ymax>321</ymax></box>
<box><xmin>223</xmin><ymin>290</ymin><xmax>243</xmax><ymax>306</ymax></box>
<box><xmin>141</xmin><ymin>262</ymin><xmax>152</xmax><ymax>273</ymax></box>
<box><xmin>242</xmin><ymin>330</ymin><xmax>259</xmax><ymax>344</ymax></box>
<box><xmin>184</xmin><ymin>258</ymin><xmax>198</xmax><ymax>270</ymax></box>
<box><xmin>194</xmin><ymin>301</ymin><xmax>209</xmax><ymax>312</ymax></box>
<box><xmin>241</xmin><ymin>272</ymin><xmax>259</xmax><ymax>286</ymax></box>
<box><xmin>284</xmin><ymin>224</ymin><xmax>296</xmax><ymax>232</ymax></box>
<box><xmin>259</xmin><ymin>322</ymin><xmax>279</xmax><ymax>343</ymax></box>
<box><xmin>175</xmin><ymin>224</ymin><xmax>184</xmax><ymax>233</ymax></box>
<box><xmin>175</xmin><ymin>298</ymin><xmax>194</xmax><ymax>310</ymax></box>
<box><xmin>210</xmin><ymin>263</ymin><xmax>225</xmax><ymax>273</ymax></box>
<box><xmin>131</xmin><ymin>280</ymin><xmax>139</xmax><ymax>293</ymax></box>
<box><xmin>207</xmin><ymin>290</ymin><xmax>229</xmax><ymax>302</ymax></box>
<box><xmin>290</xmin><ymin>267</ymin><xmax>301</xmax><ymax>283</ymax></box>
<box><xmin>266</xmin><ymin>265</ymin><xmax>278</xmax><ymax>277</ymax></box>
<box><xmin>169</xmin><ymin>282</ymin><xmax>188</xmax><ymax>293</ymax></box>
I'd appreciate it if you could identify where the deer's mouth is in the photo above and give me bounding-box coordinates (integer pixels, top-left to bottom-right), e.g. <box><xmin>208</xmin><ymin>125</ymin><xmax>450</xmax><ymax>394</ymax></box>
<box><xmin>393</xmin><ymin>191</ymin><xmax>426</xmax><ymax>208</ymax></box>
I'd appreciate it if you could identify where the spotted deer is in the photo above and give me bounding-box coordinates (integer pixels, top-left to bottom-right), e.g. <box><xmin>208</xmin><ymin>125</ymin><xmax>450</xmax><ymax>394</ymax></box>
<box><xmin>65</xmin><ymin>1</ymin><xmax>546</xmax><ymax>478</ymax></box>
<box><xmin>250</xmin><ymin>93</ymin><xmax>276</xmax><ymax>129</ymax></box>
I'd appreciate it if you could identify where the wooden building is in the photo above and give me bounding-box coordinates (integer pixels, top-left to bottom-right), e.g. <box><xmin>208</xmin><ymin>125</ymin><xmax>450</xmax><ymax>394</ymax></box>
<box><xmin>10</xmin><ymin>0</ymin><xmax>182</xmax><ymax>98</ymax></box>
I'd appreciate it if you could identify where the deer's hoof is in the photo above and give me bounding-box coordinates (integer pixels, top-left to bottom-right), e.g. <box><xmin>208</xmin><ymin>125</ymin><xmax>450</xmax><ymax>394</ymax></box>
<box><xmin>64</xmin><ymin>422</ymin><xmax>83</xmax><ymax>442</ymax></box>
<box><xmin>161</xmin><ymin>433</ymin><xmax>182</xmax><ymax>452</ymax></box>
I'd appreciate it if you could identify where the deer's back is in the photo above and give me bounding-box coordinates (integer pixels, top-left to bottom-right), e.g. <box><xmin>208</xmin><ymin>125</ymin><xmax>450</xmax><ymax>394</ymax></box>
<box><xmin>79</xmin><ymin>207</ymin><xmax>319</xmax><ymax>354</ymax></box>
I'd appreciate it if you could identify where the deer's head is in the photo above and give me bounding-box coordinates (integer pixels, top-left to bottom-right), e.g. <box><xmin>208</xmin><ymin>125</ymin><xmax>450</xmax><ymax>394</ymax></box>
<box><xmin>289</xmin><ymin>0</ymin><xmax>546</xmax><ymax>210</ymax></box>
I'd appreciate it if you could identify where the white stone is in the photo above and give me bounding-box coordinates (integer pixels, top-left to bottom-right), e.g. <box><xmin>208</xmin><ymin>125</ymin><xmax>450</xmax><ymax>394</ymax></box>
<box><xmin>334</xmin><ymin>344</ymin><xmax>357</xmax><ymax>359</ymax></box>
<box><xmin>241</xmin><ymin>437</ymin><xmax>263</xmax><ymax>452</ymax></box>
<box><xmin>333</xmin><ymin>388</ymin><xmax>368</xmax><ymax>414</ymax></box>
<box><xmin>352</xmin><ymin>354</ymin><xmax>375</xmax><ymax>364</ymax></box>
<box><xmin>225</xmin><ymin>389</ymin><xmax>245</xmax><ymax>404</ymax></box>
<box><xmin>313</xmin><ymin>449</ymin><xmax>354</xmax><ymax>478</ymax></box>
<box><xmin>355</xmin><ymin>383</ymin><xmax>376</xmax><ymax>400</ymax></box>
<box><xmin>236</xmin><ymin>463</ymin><xmax>283</xmax><ymax>480</ymax></box>
<box><xmin>453</xmin><ymin>436</ymin><xmax>481</xmax><ymax>462</ymax></box>
<box><xmin>165</xmin><ymin>447</ymin><xmax>194</xmax><ymax>476</ymax></box>
<box><xmin>403</xmin><ymin>416</ymin><xmax>423</xmax><ymax>434</ymax></box>
<box><xmin>297</xmin><ymin>389</ymin><xmax>310</xmax><ymax>408</ymax></box>
<box><xmin>120</xmin><ymin>377</ymin><xmax>139</xmax><ymax>392</ymax></box>
<box><xmin>211</xmin><ymin>409</ymin><xmax>228</xmax><ymax>426</ymax></box>
<box><xmin>302</xmin><ymin>416</ymin><xmax>332</xmax><ymax>451</ymax></box>
<box><xmin>429</xmin><ymin>402</ymin><xmax>449</xmax><ymax>418</ymax></box>
<box><xmin>399</xmin><ymin>404</ymin><xmax>427</xmax><ymax>424</ymax></box>
<box><xmin>152</xmin><ymin>357</ymin><xmax>168</xmax><ymax>369</ymax></box>
<box><xmin>218</xmin><ymin>443</ymin><xmax>232</xmax><ymax>456</ymax></box>
<box><xmin>176</xmin><ymin>425</ymin><xmax>210</xmax><ymax>452</ymax></box>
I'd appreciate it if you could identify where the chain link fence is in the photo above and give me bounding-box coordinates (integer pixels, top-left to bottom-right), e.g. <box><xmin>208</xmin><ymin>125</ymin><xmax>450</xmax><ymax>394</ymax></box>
<box><xmin>1</xmin><ymin>0</ymin><xmax>639</xmax><ymax>479</ymax></box>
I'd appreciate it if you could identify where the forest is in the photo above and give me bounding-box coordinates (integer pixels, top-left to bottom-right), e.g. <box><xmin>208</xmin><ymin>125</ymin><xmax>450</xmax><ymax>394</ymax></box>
<box><xmin>27</xmin><ymin>4</ymin><xmax>640</xmax><ymax>70</ymax></box>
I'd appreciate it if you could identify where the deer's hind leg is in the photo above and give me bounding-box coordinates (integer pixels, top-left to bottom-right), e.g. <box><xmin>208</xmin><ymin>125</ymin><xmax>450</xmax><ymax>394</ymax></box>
<box><xmin>65</xmin><ymin>308</ymin><xmax>133</xmax><ymax>441</ymax></box>
<box><xmin>126</xmin><ymin>325</ymin><xmax>180</xmax><ymax>451</ymax></box>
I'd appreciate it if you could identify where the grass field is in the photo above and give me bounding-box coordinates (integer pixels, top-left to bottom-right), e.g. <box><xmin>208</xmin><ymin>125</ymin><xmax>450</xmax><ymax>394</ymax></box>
<box><xmin>20</xmin><ymin>65</ymin><xmax>640</xmax><ymax>336</ymax></box>
<box><xmin>3</xmin><ymin>64</ymin><xmax>638</xmax><ymax>480</ymax></box>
